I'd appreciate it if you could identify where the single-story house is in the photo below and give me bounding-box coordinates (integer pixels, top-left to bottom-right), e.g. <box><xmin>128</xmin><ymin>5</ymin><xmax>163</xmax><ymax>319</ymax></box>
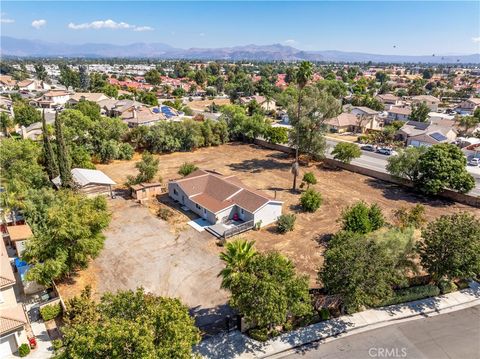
<box><xmin>32</xmin><ymin>90</ymin><xmax>70</xmax><ymax>108</ymax></box>
<box><xmin>68</xmin><ymin>92</ymin><xmax>111</xmax><ymax>106</ymax></box>
<box><xmin>456</xmin><ymin>97</ymin><xmax>480</xmax><ymax>115</ymax></box>
<box><xmin>121</xmin><ymin>106</ymin><xmax>166</xmax><ymax>127</ymax></box>
<box><xmin>6</xmin><ymin>224</ymin><xmax>33</xmax><ymax>257</ymax></box>
<box><xmin>396</xmin><ymin>121</ymin><xmax>457</xmax><ymax>147</ymax></box>
<box><xmin>52</xmin><ymin>168</ymin><xmax>116</xmax><ymax>197</ymax></box>
<box><xmin>376</xmin><ymin>93</ymin><xmax>402</xmax><ymax>109</ymax></box>
<box><xmin>168</xmin><ymin>170</ymin><xmax>283</xmax><ymax>229</ymax></box>
<box><xmin>239</xmin><ymin>95</ymin><xmax>277</xmax><ymax>111</ymax></box>
<box><xmin>325</xmin><ymin>113</ymin><xmax>359</xmax><ymax>133</ymax></box>
<box><xmin>0</xmin><ymin>241</ymin><xmax>28</xmax><ymax>357</ymax></box>
<box><xmin>387</xmin><ymin>106</ymin><xmax>412</xmax><ymax>122</ymax></box>
<box><xmin>131</xmin><ymin>182</ymin><xmax>165</xmax><ymax>202</ymax></box>
<box><xmin>411</xmin><ymin>95</ymin><xmax>441</xmax><ymax>112</ymax></box>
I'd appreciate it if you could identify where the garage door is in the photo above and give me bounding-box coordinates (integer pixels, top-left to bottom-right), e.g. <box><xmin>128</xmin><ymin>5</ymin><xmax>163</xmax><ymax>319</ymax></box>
<box><xmin>0</xmin><ymin>334</ymin><xmax>18</xmax><ymax>357</ymax></box>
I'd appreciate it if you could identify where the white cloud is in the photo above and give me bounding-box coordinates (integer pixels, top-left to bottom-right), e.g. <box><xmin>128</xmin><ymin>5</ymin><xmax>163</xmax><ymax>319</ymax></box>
<box><xmin>472</xmin><ymin>36</ymin><xmax>480</xmax><ymax>43</ymax></box>
<box><xmin>31</xmin><ymin>19</ymin><xmax>47</xmax><ymax>29</ymax></box>
<box><xmin>68</xmin><ymin>19</ymin><xmax>153</xmax><ymax>32</ymax></box>
<box><xmin>0</xmin><ymin>13</ymin><xmax>14</xmax><ymax>24</ymax></box>
<box><xmin>133</xmin><ymin>26</ymin><xmax>154</xmax><ymax>32</ymax></box>
<box><xmin>284</xmin><ymin>39</ymin><xmax>297</xmax><ymax>45</ymax></box>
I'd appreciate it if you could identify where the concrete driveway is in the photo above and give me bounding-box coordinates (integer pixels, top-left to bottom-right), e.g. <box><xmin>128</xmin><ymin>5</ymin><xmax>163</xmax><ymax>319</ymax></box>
<box><xmin>95</xmin><ymin>197</ymin><xmax>230</xmax><ymax>312</ymax></box>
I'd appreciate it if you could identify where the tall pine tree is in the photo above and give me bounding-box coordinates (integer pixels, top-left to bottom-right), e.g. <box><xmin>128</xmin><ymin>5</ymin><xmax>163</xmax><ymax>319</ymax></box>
<box><xmin>54</xmin><ymin>111</ymin><xmax>74</xmax><ymax>188</ymax></box>
<box><xmin>42</xmin><ymin>110</ymin><xmax>58</xmax><ymax>180</ymax></box>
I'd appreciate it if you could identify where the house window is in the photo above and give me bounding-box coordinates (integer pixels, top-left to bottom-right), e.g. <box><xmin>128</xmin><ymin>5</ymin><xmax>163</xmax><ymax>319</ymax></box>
<box><xmin>196</xmin><ymin>204</ymin><xmax>201</xmax><ymax>210</ymax></box>
<box><xmin>241</xmin><ymin>209</ymin><xmax>244</xmax><ymax>214</ymax></box>
<box><xmin>173</xmin><ymin>189</ymin><xmax>178</xmax><ymax>195</ymax></box>
<box><xmin>204</xmin><ymin>209</ymin><xmax>207</xmax><ymax>214</ymax></box>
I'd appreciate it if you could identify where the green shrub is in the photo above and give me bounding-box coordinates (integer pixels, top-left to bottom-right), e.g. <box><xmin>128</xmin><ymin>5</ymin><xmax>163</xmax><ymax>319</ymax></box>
<box><xmin>331</xmin><ymin>142</ymin><xmax>362</xmax><ymax>164</ymax></box>
<box><xmin>438</xmin><ymin>279</ymin><xmax>457</xmax><ymax>294</ymax></box>
<box><xmin>379</xmin><ymin>285</ymin><xmax>440</xmax><ymax>306</ymax></box>
<box><xmin>283</xmin><ymin>320</ymin><xmax>293</xmax><ymax>332</ymax></box>
<box><xmin>52</xmin><ymin>339</ymin><xmax>63</xmax><ymax>352</ymax></box>
<box><xmin>248</xmin><ymin>328</ymin><xmax>269</xmax><ymax>342</ymax></box>
<box><xmin>302</xmin><ymin>172</ymin><xmax>317</xmax><ymax>188</ymax></box>
<box><xmin>456</xmin><ymin>279</ymin><xmax>470</xmax><ymax>290</ymax></box>
<box><xmin>300</xmin><ymin>189</ymin><xmax>323</xmax><ymax>212</ymax></box>
<box><xmin>277</xmin><ymin>214</ymin><xmax>296</xmax><ymax>233</ymax></box>
<box><xmin>40</xmin><ymin>303</ymin><xmax>62</xmax><ymax>321</ymax></box>
<box><xmin>178</xmin><ymin>162</ymin><xmax>198</xmax><ymax>177</ymax></box>
<box><xmin>341</xmin><ymin>201</ymin><xmax>384</xmax><ymax>234</ymax></box>
<box><xmin>117</xmin><ymin>143</ymin><xmax>134</xmax><ymax>160</ymax></box>
<box><xmin>18</xmin><ymin>343</ymin><xmax>30</xmax><ymax>357</ymax></box>
<box><xmin>319</xmin><ymin>308</ymin><xmax>330</xmax><ymax>321</ymax></box>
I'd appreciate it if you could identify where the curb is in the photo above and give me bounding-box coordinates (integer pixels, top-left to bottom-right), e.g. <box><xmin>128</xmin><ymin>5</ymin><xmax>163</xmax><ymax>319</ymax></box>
<box><xmin>258</xmin><ymin>288</ymin><xmax>480</xmax><ymax>359</ymax></box>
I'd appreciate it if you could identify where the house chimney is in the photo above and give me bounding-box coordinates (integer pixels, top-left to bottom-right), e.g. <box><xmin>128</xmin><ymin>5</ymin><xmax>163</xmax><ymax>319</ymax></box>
<box><xmin>133</xmin><ymin>107</ymin><xmax>137</xmax><ymax>120</ymax></box>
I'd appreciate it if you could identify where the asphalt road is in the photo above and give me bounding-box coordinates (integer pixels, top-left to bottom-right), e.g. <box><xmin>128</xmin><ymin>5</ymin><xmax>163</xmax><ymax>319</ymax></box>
<box><xmin>282</xmin><ymin>305</ymin><xmax>480</xmax><ymax>359</ymax></box>
<box><xmin>325</xmin><ymin>139</ymin><xmax>480</xmax><ymax>197</ymax></box>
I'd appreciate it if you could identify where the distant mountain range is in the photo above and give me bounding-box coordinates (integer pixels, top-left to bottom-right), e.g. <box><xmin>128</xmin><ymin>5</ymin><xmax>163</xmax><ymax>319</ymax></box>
<box><xmin>1</xmin><ymin>36</ymin><xmax>479</xmax><ymax>63</ymax></box>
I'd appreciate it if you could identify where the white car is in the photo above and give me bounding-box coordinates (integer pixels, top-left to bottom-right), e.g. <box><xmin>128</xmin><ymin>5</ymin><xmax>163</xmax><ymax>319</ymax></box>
<box><xmin>468</xmin><ymin>158</ymin><xmax>480</xmax><ymax>166</ymax></box>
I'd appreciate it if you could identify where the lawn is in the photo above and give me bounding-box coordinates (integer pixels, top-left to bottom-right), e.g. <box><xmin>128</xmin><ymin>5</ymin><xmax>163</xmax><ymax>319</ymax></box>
<box><xmin>97</xmin><ymin>143</ymin><xmax>478</xmax><ymax>286</ymax></box>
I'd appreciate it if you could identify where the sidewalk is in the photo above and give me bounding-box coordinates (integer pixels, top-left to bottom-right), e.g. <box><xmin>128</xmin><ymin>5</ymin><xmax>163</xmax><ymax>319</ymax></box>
<box><xmin>195</xmin><ymin>282</ymin><xmax>480</xmax><ymax>359</ymax></box>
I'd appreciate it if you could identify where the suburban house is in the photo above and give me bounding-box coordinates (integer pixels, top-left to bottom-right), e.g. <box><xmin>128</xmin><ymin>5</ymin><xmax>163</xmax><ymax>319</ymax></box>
<box><xmin>456</xmin><ymin>97</ymin><xmax>480</xmax><ymax>115</ymax></box>
<box><xmin>32</xmin><ymin>90</ymin><xmax>70</xmax><ymax>108</ymax></box>
<box><xmin>131</xmin><ymin>182</ymin><xmax>166</xmax><ymax>202</ymax></box>
<box><xmin>411</xmin><ymin>95</ymin><xmax>441</xmax><ymax>112</ymax></box>
<box><xmin>0</xmin><ymin>240</ymin><xmax>28</xmax><ymax>357</ymax></box>
<box><xmin>325</xmin><ymin>113</ymin><xmax>359</xmax><ymax>133</ymax></box>
<box><xmin>168</xmin><ymin>170</ymin><xmax>283</xmax><ymax>233</ymax></box>
<box><xmin>396</xmin><ymin>120</ymin><xmax>457</xmax><ymax>147</ymax></box>
<box><xmin>52</xmin><ymin>168</ymin><xmax>116</xmax><ymax>197</ymax></box>
<box><xmin>0</xmin><ymin>75</ymin><xmax>16</xmax><ymax>91</ymax></box>
<box><xmin>239</xmin><ymin>95</ymin><xmax>277</xmax><ymax>111</ymax></box>
<box><xmin>120</xmin><ymin>106</ymin><xmax>166</xmax><ymax>127</ymax></box>
<box><xmin>350</xmin><ymin>106</ymin><xmax>383</xmax><ymax>131</ymax></box>
<box><xmin>68</xmin><ymin>92</ymin><xmax>111</xmax><ymax>106</ymax></box>
<box><xmin>16</xmin><ymin>79</ymin><xmax>36</xmax><ymax>92</ymax></box>
<box><xmin>6</xmin><ymin>224</ymin><xmax>33</xmax><ymax>257</ymax></box>
<box><xmin>376</xmin><ymin>93</ymin><xmax>402</xmax><ymax>109</ymax></box>
<box><xmin>325</xmin><ymin>111</ymin><xmax>382</xmax><ymax>133</ymax></box>
<box><xmin>387</xmin><ymin>106</ymin><xmax>412</xmax><ymax>122</ymax></box>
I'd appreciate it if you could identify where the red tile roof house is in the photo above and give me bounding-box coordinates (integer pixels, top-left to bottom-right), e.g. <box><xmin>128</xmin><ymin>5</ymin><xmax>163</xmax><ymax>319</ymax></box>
<box><xmin>168</xmin><ymin>170</ymin><xmax>283</xmax><ymax>237</ymax></box>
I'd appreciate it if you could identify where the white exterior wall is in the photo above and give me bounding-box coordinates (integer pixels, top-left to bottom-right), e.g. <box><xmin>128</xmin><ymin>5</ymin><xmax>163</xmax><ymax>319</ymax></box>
<box><xmin>14</xmin><ymin>240</ymin><xmax>27</xmax><ymax>257</ymax></box>
<box><xmin>0</xmin><ymin>286</ymin><xmax>17</xmax><ymax>310</ymax></box>
<box><xmin>253</xmin><ymin>202</ymin><xmax>283</xmax><ymax>227</ymax></box>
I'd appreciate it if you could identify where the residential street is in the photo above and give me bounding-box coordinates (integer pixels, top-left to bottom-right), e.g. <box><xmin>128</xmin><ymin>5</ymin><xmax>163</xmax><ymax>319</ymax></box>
<box><xmin>325</xmin><ymin>139</ymin><xmax>480</xmax><ymax>197</ymax></box>
<box><xmin>281</xmin><ymin>305</ymin><xmax>480</xmax><ymax>359</ymax></box>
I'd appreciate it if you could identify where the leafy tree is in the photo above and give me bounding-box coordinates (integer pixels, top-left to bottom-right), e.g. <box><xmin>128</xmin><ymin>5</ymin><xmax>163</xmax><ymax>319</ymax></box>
<box><xmin>277</xmin><ymin>214</ymin><xmax>296</xmax><ymax>233</ymax></box>
<box><xmin>340</xmin><ymin>201</ymin><xmax>384</xmax><ymax>234</ymax></box>
<box><xmin>0</xmin><ymin>138</ymin><xmax>49</xmax><ymax>194</ymax></box>
<box><xmin>416</xmin><ymin>144</ymin><xmax>475</xmax><ymax>194</ymax></box>
<box><xmin>331</xmin><ymin>142</ymin><xmax>362</xmax><ymax>164</ymax></box>
<box><xmin>54</xmin><ymin>112</ymin><xmax>74</xmax><ymax>188</ymax></box>
<box><xmin>224</xmin><ymin>251</ymin><xmax>312</xmax><ymax>328</ymax></box>
<box><xmin>23</xmin><ymin>189</ymin><xmax>111</xmax><ymax>285</ymax></box>
<box><xmin>219</xmin><ymin>239</ymin><xmax>257</xmax><ymax>289</ymax></box>
<box><xmin>0</xmin><ymin>112</ymin><xmax>13</xmax><ymax>136</ymax></box>
<box><xmin>301</xmin><ymin>172</ymin><xmax>317</xmax><ymax>189</ymax></box>
<box><xmin>417</xmin><ymin>212</ymin><xmax>480</xmax><ymax>282</ymax></box>
<box><xmin>320</xmin><ymin>231</ymin><xmax>399</xmax><ymax>313</ymax></box>
<box><xmin>13</xmin><ymin>102</ymin><xmax>41</xmax><ymax>127</ymax></box>
<box><xmin>137</xmin><ymin>91</ymin><xmax>158</xmax><ymax>106</ymax></box>
<box><xmin>102</xmin><ymin>84</ymin><xmax>118</xmax><ymax>98</ymax></box>
<box><xmin>78</xmin><ymin>65</ymin><xmax>90</xmax><ymax>91</ymax></box>
<box><xmin>386</xmin><ymin>146</ymin><xmax>427</xmax><ymax>182</ymax></box>
<box><xmin>410</xmin><ymin>102</ymin><xmax>430</xmax><ymax>122</ymax></box>
<box><xmin>457</xmin><ymin>115</ymin><xmax>480</xmax><ymax>135</ymax></box>
<box><xmin>178</xmin><ymin>162</ymin><xmax>198</xmax><ymax>177</ymax></box>
<box><xmin>34</xmin><ymin>63</ymin><xmax>48</xmax><ymax>81</ymax></box>
<box><xmin>144</xmin><ymin>69</ymin><xmax>162</xmax><ymax>85</ymax></box>
<box><xmin>316</xmin><ymin>80</ymin><xmax>348</xmax><ymax>99</ymax></box>
<box><xmin>41</xmin><ymin>110</ymin><xmax>58</xmax><ymax>180</ymax></box>
<box><xmin>375</xmin><ymin>71</ymin><xmax>390</xmax><ymax>84</ymax></box>
<box><xmin>59</xmin><ymin>64</ymin><xmax>80</xmax><ymax>89</ymax></box>
<box><xmin>57</xmin><ymin>287</ymin><xmax>200</xmax><ymax>359</ymax></box>
<box><xmin>127</xmin><ymin>152</ymin><xmax>159</xmax><ymax>185</ymax></box>
<box><xmin>300</xmin><ymin>188</ymin><xmax>322</xmax><ymax>212</ymax></box>
<box><xmin>73</xmin><ymin>100</ymin><xmax>101</xmax><ymax>121</ymax></box>
<box><xmin>266</xmin><ymin>126</ymin><xmax>288</xmax><ymax>144</ymax></box>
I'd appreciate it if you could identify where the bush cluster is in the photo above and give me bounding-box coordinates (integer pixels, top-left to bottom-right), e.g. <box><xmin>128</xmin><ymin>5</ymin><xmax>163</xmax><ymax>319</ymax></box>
<box><xmin>277</xmin><ymin>214</ymin><xmax>296</xmax><ymax>233</ymax></box>
<box><xmin>379</xmin><ymin>285</ymin><xmax>440</xmax><ymax>307</ymax></box>
<box><xmin>300</xmin><ymin>189</ymin><xmax>323</xmax><ymax>212</ymax></box>
<box><xmin>40</xmin><ymin>303</ymin><xmax>62</xmax><ymax>321</ymax></box>
<box><xmin>18</xmin><ymin>343</ymin><xmax>31</xmax><ymax>357</ymax></box>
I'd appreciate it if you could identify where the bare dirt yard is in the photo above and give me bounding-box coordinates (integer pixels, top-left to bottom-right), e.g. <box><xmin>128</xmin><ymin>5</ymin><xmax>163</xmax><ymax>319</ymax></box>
<box><xmin>95</xmin><ymin>143</ymin><xmax>479</xmax><ymax>287</ymax></box>
<box><xmin>188</xmin><ymin>98</ymin><xmax>231</xmax><ymax>111</ymax></box>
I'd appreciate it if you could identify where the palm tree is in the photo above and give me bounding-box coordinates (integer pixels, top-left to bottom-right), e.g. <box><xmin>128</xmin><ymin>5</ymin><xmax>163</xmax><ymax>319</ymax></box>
<box><xmin>292</xmin><ymin>61</ymin><xmax>313</xmax><ymax>191</ymax></box>
<box><xmin>218</xmin><ymin>239</ymin><xmax>256</xmax><ymax>290</ymax></box>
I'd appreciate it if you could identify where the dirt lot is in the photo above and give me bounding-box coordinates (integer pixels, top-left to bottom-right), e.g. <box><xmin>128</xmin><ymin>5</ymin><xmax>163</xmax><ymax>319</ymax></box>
<box><xmin>188</xmin><ymin>98</ymin><xmax>231</xmax><ymax>111</ymax></box>
<box><xmin>97</xmin><ymin>143</ymin><xmax>479</xmax><ymax>286</ymax></box>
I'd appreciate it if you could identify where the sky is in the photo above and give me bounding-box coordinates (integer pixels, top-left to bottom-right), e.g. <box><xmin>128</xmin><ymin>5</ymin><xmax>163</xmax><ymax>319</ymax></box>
<box><xmin>1</xmin><ymin>1</ymin><xmax>479</xmax><ymax>55</ymax></box>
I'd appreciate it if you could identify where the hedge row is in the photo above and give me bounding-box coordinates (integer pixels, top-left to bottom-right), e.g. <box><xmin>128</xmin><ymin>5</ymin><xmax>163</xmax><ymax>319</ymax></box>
<box><xmin>379</xmin><ymin>284</ymin><xmax>440</xmax><ymax>307</ymax></box>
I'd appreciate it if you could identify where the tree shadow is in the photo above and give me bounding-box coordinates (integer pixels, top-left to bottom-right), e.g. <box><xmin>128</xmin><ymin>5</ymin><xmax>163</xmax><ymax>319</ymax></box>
<box><xmin>314</xmin><ymin>233</ymin><xmax>334</xmax><ymax>248</ymax></box>
<box><xmin>190</xmin><ymin>303</ymin><xmax>236</xmax><ymax>338</ymax></box>
<box><xmin>195</xmin><ymin>330</ymin><xmax>267</xmax><ymax>359</ymax></box>
<box><xmin>227</xmin><ymin>158</ymin><xmax>291</xmax><ymax>173</ymax></box>
<box><xmin>364</xmin><ymin>178</ymin><xmax>456</xmax><ymax>208</ymax></box>
<box><xmin>289</xmin><ymin>203</ymin><xmax>303</xmax><ymax>213</ymax></box>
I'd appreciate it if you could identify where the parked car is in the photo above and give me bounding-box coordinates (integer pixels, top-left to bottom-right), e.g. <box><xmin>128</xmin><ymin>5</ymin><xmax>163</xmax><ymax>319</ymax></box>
<box><xmin>376</xmin><ymin>147</ymin><xmax>396</xmax><ymax>156</ymax></box>
<box><xmin>361</xmin><ymin>144</ymin><xmax>376</xmax><ymax>152</ymax></box>
<box><xmin>468</xmin><ymin>158</ymin><xmax>480</xmax><ymax>166</ymax></box>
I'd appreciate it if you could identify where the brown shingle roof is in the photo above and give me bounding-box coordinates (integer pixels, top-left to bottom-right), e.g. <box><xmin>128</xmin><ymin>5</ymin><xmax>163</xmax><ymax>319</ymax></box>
<box><xmin>7</xmin><ymin>225</ymin><xmax>33</xmax><ymax>242</ymax></box>
<box><xmin>325</xmin><ymin>113</ymin><xmax>358</xmax><ymax>127</ymax></box>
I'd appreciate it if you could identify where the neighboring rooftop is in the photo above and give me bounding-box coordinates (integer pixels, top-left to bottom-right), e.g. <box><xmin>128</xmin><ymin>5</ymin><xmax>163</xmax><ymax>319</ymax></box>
<box><xmin>52</xmin><ymin>168</ymin><xmax>116</xmax><ymax>188</ymax></box>
<box><xmin>7</xmin><ymin>224</ymin><xmax>33</xmax><ymax>242</ymax></box>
